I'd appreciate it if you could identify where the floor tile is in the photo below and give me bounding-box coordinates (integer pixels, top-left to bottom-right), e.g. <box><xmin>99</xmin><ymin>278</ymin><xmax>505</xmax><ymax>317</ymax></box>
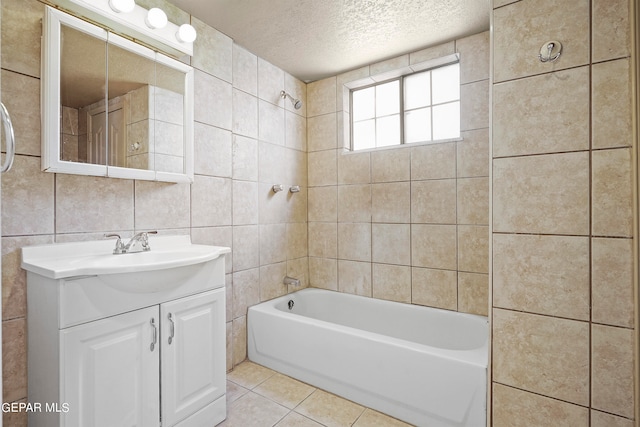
<box><xmin>226</xmin><ymin>380</ymin><xmax>249</xmax><ymax>405</ymax></box>
<box><xmin>227</xmin><ymin>361</ymin><xmax>276</xmax><ymax>389</ymax></box>
<box><xmin>219</xmin><ymin>391</ymin><xmax>289</xmax><ymax>427</ymax></box>
<box><xmin>254</xmin><ymin>373</ymin><xmax>316</xmax><ymax>409</ymax></box>
<box><xmin>353</xmin><ymin>408</ymin><xmax>414</xmax><ymax>426</ymax></box>
<box><xmin>275</xmin><ymin>411</ymin><xmax>325</xmax><ymax>427</ymax></box>
<box><xmin>295</xmin><ymin>389</ymin><xmax>365</xmax><ymax>427</ymax></box>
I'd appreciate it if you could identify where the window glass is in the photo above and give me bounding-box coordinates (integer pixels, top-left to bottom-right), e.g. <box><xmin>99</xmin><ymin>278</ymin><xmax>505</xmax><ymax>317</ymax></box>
<box><xmin>432</xmin><ymin>102</ymin><xmax>460</xmax><ymax>140</ymax></box>
<box><xmin>404</xmin><ymin>108</ymin><xmax>431</xmax><ymax>144</ymax></box>
<box><xmin>353</xmin><ymin>119</ymin><xmax>375</xmax><ymax>150</ymax></box>
<box><xmin>432</xmin><ymin>63</ymin><xmax>460</xmax><ymax>104</ymax></box>
<box><xmin>352</xmin><ymin>87</ymin><xmax>375</xmax><ymax>121</ymax></box>
<box><xmin>376</xmin><ymin>114</ymin><xmax>400</xmax><ymax>147</ymax></box>
<box><xmin>404</xmin><ymin>71</ymin><xmax>430</xmax><ymax>110</ymax></box>
<box><xmin>376</xmin><ymin>80</ymin><xmax>400</xmax><ymax>117</ymax></box>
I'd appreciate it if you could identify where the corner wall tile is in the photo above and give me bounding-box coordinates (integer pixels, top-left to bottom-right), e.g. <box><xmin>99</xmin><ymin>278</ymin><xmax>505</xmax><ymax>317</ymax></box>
<box><xmin>457</xmin><ymin>129</ymin><xmax>489</xmax><ymax>178</ymax></box>
<box><xmin>1</xmin><ymin>70</ymin><xmax>40</xmax><ymax>156</ymax></box>
<box><xmin>2</xmin><ymin>318</ymin><xmax>26</xmax><ymax>403</ymax></box>
<box><xmin>309</xmin><ymin>257</ymin><xmax>338</xmax><ymax>291</ymax></box>
<box><xmin>458</xmin><ymin>225</ymin><xmax>489</xmax><ymax>274</ymax></box>
<box><xmin>592</xmin><ymin>59</ymin><xmax>632</xmax><ymax>149</ymax></box>
<box><xmin>307</xmin><ymin>77</ymin><xmax>337</xmax><ymax>117</ymax></box>
<box><xmin>458</xmin><ymin>272</ymin><xmax>488</xmax><ymax>316</ymax></box>
<box><xmin>1</xmin><ymin>0</ymin><xmax>43</xmax><ymax>78</ymax></box>
<box><xmin>258</xmin><ymin>58</ymin><xmax>285</xmax><ymax>105</ymax></box>
<box><xmin>456</xmin><ymin>31</ymin><xmax>490</xmax><ymax>84</ymax></box>
<box><xmin>460</xmin><ymin>80</ymin><xmax>489</xmax><ymax>131</ymax></box>
<box><xmin>232</xmin><ymin>44</ymin><xmax>258</xmax><ymax>95</ymax></box>
<box><xmin>592</xmin><ymin>148</ymin><xmax>633</xmax><ymax>237</ymax></box>
<box><xmin>192</xmin><ymin>17</ymin><xmax>232</xmax><ymax>82</ymax></box>
<box><xmin>592</xmin><ymin>0</ymin><xmax>631</xmax><ymax>63</ymax></box>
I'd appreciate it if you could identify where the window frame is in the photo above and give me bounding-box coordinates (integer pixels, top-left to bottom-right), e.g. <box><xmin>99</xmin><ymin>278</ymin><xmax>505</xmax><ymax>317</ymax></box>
<box><xmin>348</xmin><ymin>57</ymin><xmax>460</xmax><ymax>152</ymax></box>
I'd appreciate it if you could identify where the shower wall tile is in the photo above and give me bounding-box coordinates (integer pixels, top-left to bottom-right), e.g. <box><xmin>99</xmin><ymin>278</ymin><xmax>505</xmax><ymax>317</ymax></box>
<box><xmin>456</xmin><ymin>177</ymin><xmax>488</xmax><ymax>225</ymax></box>
<box><xmin>591</xmin><ymin>411</ymin><xmax>635</xmax><ymax>427</ymax></box>
<box><xmin>337</xmin><ymin>222</ymin><xmax>371</xmax><ymax>262</ymax></box>
<box><xmin>259</xmin><ymin>182</ymin><xmax>287</xmax><ymax>224</ymax></box>
<box><xmin>591</xmin><ymin>148</ymin><xmax>633</xmax><ymax>237</ymax></box>
<box><xmin>592</xmin><ymin>0</ymin><xmax>631</xmax><ymax>63</ymax></box>
<box><xmin>308</xmin><ymin>114</ymin><xmax>338</xmax><ymax>152</ymax></box>
<box><xmin>308</xmin><ymin>257</ymin><xmax>338</xmax><ymax>291</ymax></box>
<box><xmin>232</xmin><ymin>225</ymin><xmax>260</xmax><ymax>272</ymax></box>
<box><xmin>284</xmin><ymin>73</ymin><xmax>307</xmax><ymax>117</ymax></box>
<box><xmin>232</xmin><ymin>316</ymin><xmax>247</xmax><ymax>366</ymax></box>
<box><xmin>493</xmin><ymin>234</ymin><xmax>590</xmax><ymax>320</ymax></box>
<box><xmin>307</xmin><ymin>77</ymin><xmax>337</xmax><ymax>117</ymax></box>
<box><xmin>232</xmin><ymin>44</ymin><xmax>258</xmax><ymax>95</ymax></box>
<box><xmin>372</xmin><ymin>223</ymin><xmax>411</xmax><ymax>266</ymax></box>
<box><xmin>457</xmin><ymin>272</ymin><xmax>488</xmax><ymax>316</ymax></box>
<box><xmin>493</xmin><ymin>309</ymin><xmax>589</xmax><ymax>406</ymax></box>
<box><xmin>259</xmin><ymin>142</ymin><xmax>289</xmax><ymax>184</ymax></box>
<box><xmin>232</xmin><ymin>268</ymin><xmax>260</xmax><ymax>319</ymax></box>
<box><xmin>372</xmin><ymin>182</ymin><xmax>411</xmax><ymax>223</ymax></box>
<box><xmin>135</xmin><ymin>180</ymin><xmax>191</xmax><ymax>230</ymax></box>
<box><xmin>259</xmin><ymin>262</ymin><xmax>287</xmax><ymax>301</ymax></box>
<box><xmin>411</xmin><ymin>142</ymin><xmax>456</xmax><ymax>180</ymax></box>
<box><xmin>338</xmin><ymin>260</ymin><xmax>372</xmax><ymax>296</ymax></box>
<box><xmin>194</xmin><ymin>70</ymin><xmax>232</xmax><ymax>130</ymax></box>
<box><xmin>337</xmin><ymin>185</ymin><xmax>371</xmax><ymax>223</ymax></box>
<box><xmin>493</xmin><ymin>67</ymin><xmax>590</xmax><ymax>157</ymax></box>
<box><xmin>232</xmin><ymin>135</ymin><xmax>258</xmax><ymax>181</ymax></box>
<box><xmin>371</xmin><ymin>148</ymin><xmax>411</xmax><ymax>183</ymax></box>
<box><xmin>411</xmin><ymin>224</ymin><xmax>457</xmax><ymax>270</ymax></box>
<box><xmin>259</xmin><ymin>223</ymin><xmax>287</xmax><ymax>265</ymax></box>
<box><xmin>308</xmin><ymin>150</ymin><xmax>337</xmax><ymax>186</ymax></box>
<box><xmin>308</xmin><ymin>222</ymin><xmax>337</xmax><ymax>258</ymax></box>
<box><xmin>457</xmin><ymin>225</ymin><xmax>489</xmax><ymax>274</ymax></box>
<box><xmin>257</xmin><ymin>58</ymin><xmax>285</xmax><ymax>105</ymax></box>
<box><xmin>457</xmin><ymin>129</ymin><xmax>489</xmax><ymax>178</ymax></box>
<box><xmin>285</xmin><ymin>111</ymin><xmax>306</xmax><ymax>152</ymax></box>
<box><xmin>192</xmin><ymin>17</ymin><xmax>233</xmax><ymax>82</ymax></box>
<box><xmin>591</xmin><ymin>237</ymin><xmax>634</xmax><ymax>328</ymax></box>
<box><xmin>591</xmin><ymin>325</ymin><xmax>634</xmax><ymax>418</ymax></box>
<box><xmin>592</xmin><ymin>59</ymin><xmax>632</xmax><ymax>149</ymax></box>
<box><xmin>190</xmin><ymin>176</ymin><xmax>232</xmax><ymax>227</ymax></box>
<box><xmin>493</xmin><ymin>152</ymin><xmax>590</xmax><ymax>235</ymax></box>
<box><xmin>411</xmin><ymin>267</ymin><xmax>457</xmax><ymax>310</ymax></box>
<box><xmin>1</xmin><ymin>70</ymin><xmax>40</xmax><ymax>156</ymax></box>
<box><xmin>258</xmin><ymin>100</ymin><xmax>285</xmax><ymax>145</ymax></box>
<box><xmin>307</xmin><ymin>186</ymin><xmax>337</xmax><ymax>222</ymax></box>
<box><xmin>492</xmin><ymin>383</ymin><xmax>589</xmax><ymax>427</ymax></box>
<box><xmin>232</xmin><ymin>89</ymin><xmax>258</xmax><ymax>138</ymax></box>
<box><xmin>286</xmin><ymin>257</ymin><xmax>309</xmax><ymax>291</ymax></box>
<box><xmin>190</xmin><ymin>227</ymin><xmax>233</xmax><ymax>274</ymax></box>
<box><xmin>460</xmin><ymin>79</ymin><xmax>489</xmax><ymax>131</ymax></box>
<box><xmin>2</xmin><ymin>155</ymin><xmax>54</xmax><ymax>236</ymax></box>
<box><xmin>194</xmin><ymin>122</ymin><xmax>232</xmax><ymax>177</ymax></box>
<box><xmin>456</xmin><ymin>31</ymin><xmax>490</xmax><ymax>84</ymax></box>
<box><xmin>2</xmin><ymin>318</ymin><xmax>26</xmax><ymax>403</ymax></box>
<box><xmin>286</xmin><ymin>222</ymin><xmax>308</xmax><ymax>259</ymax></box>
<box><xmin>1</xmin><ymin>0</ymin><xmax>43</xmax><ymax>78</ymax></box>
<box><xmin>411</xmin><ymin>179</ymin><xmax>457</xmax><ymax>224</ymax></box>
<box><xmin>232</xmin><ymin>180</ymin><xmax>259</xmax><ymax>225</ymax></box>
<box><xmin>338</xmin><ymin>152</ymin><xmax>371</xmax><ymax>185</ymax></box>
<box><xmin>493</xmin><ymin>0</ymin><xmax>590</xmax><ymax>83</ymax></box>
<box><xmin>372</xmin><ymin>263</ymin><xmax>411</xmax><ymax>303</ymax></box>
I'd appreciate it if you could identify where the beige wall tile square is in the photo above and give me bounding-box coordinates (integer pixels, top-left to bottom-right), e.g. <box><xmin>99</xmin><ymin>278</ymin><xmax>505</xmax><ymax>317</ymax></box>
<box><xmin>411</xmin><ymin>179</ymin><xmax>457</xmax><ymax>224</ymax></box>
<box><xmin>338</xmin><ymin>184</ymin><xmax>371</xmax><ymax>223</ymax></box>
<box><xmin>232</xmin><ymin>316</ymin><xmax>247</xmax><ymax>366</ymax></box>
<box><xmin>286</xmin><ymin>222</ymin><xmax>308</xmax><ymax>260</ymax></box>
<box><xmin>493</xmin><ymin>0</ymin><xmax>519</xmax><ymax>8</ymax></box>
<box><xmin>592</xmin><ymin>59</ymin><xmax>632</xmax><ymax>149</ymax></box>
<box><xmin>307</xmin><ymin>186</ymin><xmax>337</xmax><ymax>222</ymax></box>
<box><xmin>372</xmin><ymin>182</ymin><xmax>410</xmax><ymax>223</ymax></box>
<box><xmin>372</xmin><ymin>263</ymin><xmax>411</xmax><ymax>303</ymax></box>
<box><xmin>307</xmin><ymin>77</ymin><xmax>337</xmax><ymax>117</ymax></box>
<box><xmin>337</xmin><ymin>222</ymin><xmax>371</xmax><ymax>262</ymax></box>
<box><xmin>1</xmin><ymin>0</ymin><xmax>43</xmax><ymax>78</ymax></box>
<box><xmin>411</xmin><ymin>224</ymin><xmax>457</xmax><ymax>270</ymax></box>
<box><xmin>493</xmin><ymin>0</ymin><xmax>590</xmax><ymax>83</ymax></box>
<box><xmin>194</xmin><ymin>122</ymin><xmax>232</xmax><ymax>177</ymax></box>
<box><xmin>493</xmin><ymin>152</ymin><xmax>590</xmax><ymax>235</ymax></box>
<box><xmin>493</xmin><ymin>234</ymin><xmax>590</xmax><ymax>320</ymax></box>
<box><xmin>190</xmin><ymin>227</ymin><xmax>233</xmax><ymax>273</ymax></box>
<box><xmin>591</xmin><ymin>325</ymin><xmax>634</xmax><ymax>418</ymax></box>
<box><xmin>493</xmin><ymin>309</ymin><xmax>589</xmax><ymax>406</ymax></box>
<box><xmin>285</xmin><ymin>111</ymin><xmax>307</xmax><ymax>152</ymax></box>
<box><xmin>371</xmin><ymin>148</ymin><xmax>411</xmax><ymax>183</ymax></box>
<box><xmin>308</xmin><ymin>257</ymin><xmax>338</xmax><ymax>291</ymax></box>
<box><xmin>259</xmin><ymin>223</ymin><xmax>287</xmax><ymax>265</ymax></box>
<box><xmin>308</xmin><ymin>150</ymin><xmax>337</xmax><ymax>187</ymax></box>
<box><xmin>260</xmin><ymin>262</ymin><xmax>287</xmax><ymax>301</ymax></box>
<box><xmin>456</xmin><ymin>177</ymin><xmax>488</xmax><ymax>225</ymax></box>
<box><xmin>458</xmin><ymin>225</ymin><xmax>488</xmax><ymax>273</ymax></box>
<box><xmin>286</xmin><ymin>257</ymin><xmax>309</xmax><ymax>291</ymax></box>
<box><xmin>308</xmin><ymin>222</ymin><xmax>337</xmax><ymax>258</ymax></box>
<box><xmin>592</xmin><ymin>238</ymin><xmax>634</xmax><ymax>328</ymax></box>
<box><xmin>338</xmin><ymin>260</ymin><xmax>372</xmax><ymax>297</ymax></box>
<box><xmin>592</xmin><ymin>148</ymin><xmax>633</xmax><ymax>237</ymax></box>
<box><xmin>194</xmin><ymin>70</ymin><xmax>232</xmax><ymax>130</ymax></box>
<box><xmin>460</xmin><ymin>80</ymin><xmax>489</xmax><ymax>131</ymax></box>
<box><xmin>259</xmin><ymin>141</ymin><xmax>288</xmax><ymax>184</ymax></box>
<box><xmin>232</xmin><ymin>89</ymin><xmax>258</xmax><ymax>139</ymax></box>
<box><xmin>257</xmin><ymin>58</ymin><xmax>285</xmax><ymax>104</ymax></box>
<box><xmin>2</xmin><ymin>318</ymin><xmax>26</xmax><ymax>403</ymax></box>
<box><xmin>232</xmin><ymin>225</ymin><xmax>259</xmax><ymax>272</ymax></box>
<box><xmin>338</xmin><ymin>152</ymin><xmax>371</xmax><ymax>185</ymax></box>
<box><xmin>232</xmin><ymin>180</ymin><xmax>258</xmax><ymax>225</ymax></box>
<box><xmin>232</xmin><ymin>135</ymin><xmax>258</xmax><ymax>181</ymax></box>
<box><xmin>591</xmin><ymin>410</ymin><xmax>635</xmax><ymax>427</ymax></box>
<box><xmin>259</xmin><ymin>182</ymin><xmax>288</xmax><ymax>224</ymax></box>
<box><xmin>410</xmin><ymin>41</ymin><xmax>455</xmax><ymax>65</ymax></box>
<box><xmin>190</xmin><ymin>176</ymin><xmax>232</xmax><ymax>227</ymax></box>
<box><xmin>2</xmin><ymin>155</ymin><xmax>54</xmax><ymax>236</ymax></box>
<box><xmin>592</xmin><ymin>0</ymin><xmax>631</xmax><ymax>63</ymax></box>
<box><xmin>493</xmin><ymin>67</ymin><xmax>590</xmax><ymax>157</ymax></box>
<box><xmin>372</xmin><ymin>223</ymin><xmax>411</xmax><ymax>265</ymax></box>
<box><xmin>192</xmin><ymin>17</ymin><xmax>232</xmax><ymax>82</ymax></box>
<box><xmin>258</xmin><ymin>100</ymin><xmax>285</xmax><ymax>146</ymax></box>
<box><xmin>493</xmin><ymin>383</ymin><xmax>589</xmax><ymax>427</ymax></box>
<box><xmin>308</xmin><ymin>114</ymin><xmax>337</xmax><ymax>152</ymax></box>
<box><xmin>411</xmin><ymin>267</ymin><xmax>457</xmax><ymax>310</ymax></box>
<box><xmin>232</xmin><ymin>44</ymin><xmax>258</xmax><ymax>95</ymax></box>
<box><xmin>457</xmin><ymin>272</ymin><xmax>488</xmax><ymax>316</ymax></box>
<box><xmin>1</xmin><ymin>70</ymin><xmax>40</xmax><ymax>156</ymax></box>
<box><xmin>456</xmin><ymin>31</ymin><xmax>490</xmax><ymax>84</ymax></box>
<box><xmin>458</xmin><ymin>129</ymin><xmax>489</xmax><ymax>178</ymax></box>
<box><xmin>411</xmin><ymin>142</ymin><xmax>456</xmax><ymax>180</ymax></box>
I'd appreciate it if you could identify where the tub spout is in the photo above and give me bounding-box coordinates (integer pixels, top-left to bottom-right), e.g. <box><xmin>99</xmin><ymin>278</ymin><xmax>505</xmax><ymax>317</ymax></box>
<box><xmin>283</xmin><ymin>276</ymin><xmax>300</xmax><ymax>287</ymax></box>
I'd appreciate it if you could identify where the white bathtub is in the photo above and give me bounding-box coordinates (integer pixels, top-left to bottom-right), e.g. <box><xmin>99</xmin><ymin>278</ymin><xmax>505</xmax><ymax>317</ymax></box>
<box><xmin>247</xmin><ymin>288</ymin><xmax>488</xmax><ymax>427</ymax></box>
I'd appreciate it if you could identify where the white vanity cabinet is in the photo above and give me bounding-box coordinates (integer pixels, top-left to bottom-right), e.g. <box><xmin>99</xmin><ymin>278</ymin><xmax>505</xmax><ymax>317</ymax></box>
<box><xmin>22</xmin><ymin>236</ymin><xmax>230</xmax><ymax>427</ymax></box>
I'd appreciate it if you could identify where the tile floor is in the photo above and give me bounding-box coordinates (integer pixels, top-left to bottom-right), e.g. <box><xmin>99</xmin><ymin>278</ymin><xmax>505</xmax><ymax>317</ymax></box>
<box><xmin>219</xmin><ymin>361</ymin><xmax>414</xmax><ymax>427</ymax></box>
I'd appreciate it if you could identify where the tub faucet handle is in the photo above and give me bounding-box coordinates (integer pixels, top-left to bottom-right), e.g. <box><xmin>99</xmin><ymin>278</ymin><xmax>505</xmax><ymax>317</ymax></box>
<box><xmin>283</xmin><ymin>276</ymin><xmax>300</xmax><ymax>287</ymax></box>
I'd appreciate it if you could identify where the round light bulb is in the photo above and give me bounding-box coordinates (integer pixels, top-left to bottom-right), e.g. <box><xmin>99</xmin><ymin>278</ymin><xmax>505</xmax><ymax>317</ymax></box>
<box><xmin>145</xmin><ymin>8</ymin><xmax>168</xmax><ymax>29</ymax></box>
<box><xmin>176</xmin><ymin>24</ymin><xmax>197</xmax><ymax>43</ymax></box>
<box><xmin>108</xmin><ymin>0</ymin><xmax>135</xmax><ymax>13</ymax></box>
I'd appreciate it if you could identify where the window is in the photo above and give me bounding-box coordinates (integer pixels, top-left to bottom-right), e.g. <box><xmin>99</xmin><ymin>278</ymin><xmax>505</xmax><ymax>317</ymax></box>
<box><xmin>350</xmin><ymin>62</ymin><xmax>460</xmax><ymax>151</ymax></box>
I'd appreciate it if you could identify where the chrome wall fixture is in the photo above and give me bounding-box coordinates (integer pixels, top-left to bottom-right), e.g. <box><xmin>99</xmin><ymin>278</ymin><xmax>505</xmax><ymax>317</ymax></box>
<box><xmin>280</xmin><ymin>90</ymin><xmax>302</xmax><ymax>110</ymax></box>
<box><xmin>0</xmin><ymin>102</ymin><xmax>15</xmax><ymax>173</ymax></box>
<box><xmin>54</xmin><ymin>0</ymin><xmax>197</xmax><ymax>56</ymax></box>
<box><xmin>272</xmin><ymin>184</ymin><xmax>284</xmax><ymax>193</ymax></box>
<box><xmin>289</xmin><ymin>185</ymin><xmax>300</xmax><ymax>193</ymax></box>
<box><xmin>538</xmin><ymin>40</ymin><xmax>562</xmax><ymax>63</ymax></box>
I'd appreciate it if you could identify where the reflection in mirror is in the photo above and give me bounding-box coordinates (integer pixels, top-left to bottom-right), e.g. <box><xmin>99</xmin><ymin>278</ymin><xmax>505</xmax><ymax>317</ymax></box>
<box><xmin>153</xmin><ymin>61</ymin><xmax>185</xmax><ymax>173</ymax></box>
<box><xmin>60</xmin><ymin>24</ymin><xmax>107</xmax><ymax>165</ymax></box>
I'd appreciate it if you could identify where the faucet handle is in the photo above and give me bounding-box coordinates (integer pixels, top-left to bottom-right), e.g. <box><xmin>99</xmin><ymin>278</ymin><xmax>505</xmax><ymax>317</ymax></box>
<box><xmin>105</xmin><ymin>233</ymin><xmax>125</xmax><ymax>254</ymax></box>
<box><xmin>141</xmin><ymin>230</ymin><xmax>158</xmax><ymax>251</ymax></box>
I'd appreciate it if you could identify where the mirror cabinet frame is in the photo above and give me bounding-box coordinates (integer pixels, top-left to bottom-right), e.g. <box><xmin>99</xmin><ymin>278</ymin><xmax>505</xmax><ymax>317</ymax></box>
<box><xmin>42</xmin><ymin>6</ymin><xmax>194</xmax><ymax>183</ymax></box>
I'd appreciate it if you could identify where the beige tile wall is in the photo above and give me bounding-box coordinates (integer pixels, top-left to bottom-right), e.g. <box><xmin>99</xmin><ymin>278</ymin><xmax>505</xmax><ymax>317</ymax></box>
<box><xmin>0</xmin><ymin>0</ymin><xmax>307</xmax><ymax>421</ymax></box>
<box><xmin>306</xmin><ymin>31</ymin><xmax>490</xmax><ymax>315</ymax></box>
<box><xmin>492</xmin><ymin>0</ymin><xmax>636</xmax><ymax>424</ymax></box>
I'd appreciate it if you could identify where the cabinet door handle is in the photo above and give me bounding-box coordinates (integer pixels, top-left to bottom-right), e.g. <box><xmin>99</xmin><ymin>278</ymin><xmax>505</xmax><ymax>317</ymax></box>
<box><xmin>168</xmin><ymin>313</ymin><xmax>175</xmax><ymax>345</ymax></box>
<box><xmin>150</xmin><ymin>318</ymin><xmax>157</xmax><ymax>351</ymax></box>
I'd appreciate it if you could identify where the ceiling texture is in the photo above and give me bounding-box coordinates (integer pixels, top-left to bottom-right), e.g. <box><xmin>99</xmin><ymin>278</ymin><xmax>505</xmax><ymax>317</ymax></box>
<box><xmin>168</xmin><ymin>0</ymin><xmax>491</xmax><ymax>82</ymax></box>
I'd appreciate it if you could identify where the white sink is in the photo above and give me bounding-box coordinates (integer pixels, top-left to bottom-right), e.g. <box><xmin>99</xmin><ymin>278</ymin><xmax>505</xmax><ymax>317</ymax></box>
<box><xmin>21</xmin><ymin>235</ymin><xmax>230</xmax><ymax>280</ymax></box>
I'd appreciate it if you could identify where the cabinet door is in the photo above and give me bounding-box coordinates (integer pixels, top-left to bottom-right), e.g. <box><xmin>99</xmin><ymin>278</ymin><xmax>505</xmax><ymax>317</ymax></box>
<box><xmin>61</xmin><ymin>306</ymin><xmax>160</xmax><ymax>427</ymax></box>
<box><xmin>161</xmin><ymin>288</ymin><xmax>226</xmax><ymax>426</ymax></box>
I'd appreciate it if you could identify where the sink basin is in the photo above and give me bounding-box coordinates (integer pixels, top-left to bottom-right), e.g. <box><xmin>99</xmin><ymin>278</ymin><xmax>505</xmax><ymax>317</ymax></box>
<box><xmin>21</xmin><ymin>235</ymin><xmax>230</xmax><ymax>280</ymax></box>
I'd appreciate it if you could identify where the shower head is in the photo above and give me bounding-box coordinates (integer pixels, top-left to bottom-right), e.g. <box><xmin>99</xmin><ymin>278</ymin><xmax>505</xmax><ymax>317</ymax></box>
<box><xmin>280</xmin><ymin>90</ymin><xmax>302</xmax><ymax>110</ymax></box>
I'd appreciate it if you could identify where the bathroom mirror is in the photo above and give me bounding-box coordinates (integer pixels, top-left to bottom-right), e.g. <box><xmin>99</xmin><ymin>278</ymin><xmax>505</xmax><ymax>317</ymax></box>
<box><xmin>42</xmin><ymin>6</ymin><xmax>194</xmax><ymax>183</ymax></box>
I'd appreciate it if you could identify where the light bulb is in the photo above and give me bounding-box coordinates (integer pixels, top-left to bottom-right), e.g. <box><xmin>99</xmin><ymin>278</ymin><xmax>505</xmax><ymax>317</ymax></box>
<box><xmin>176</xmin><ymin>24</ymin><xmax>197</xmax><ymax>43</ymax></box>
<box><xmin>145</xmin><ymin>8</ymin><xmax>168</xmax><ymax>29</ymax></box>
<box><xmin>108</xmin><ymin>0</ymin><xmax>135</xmax><ymax>13</ymax></box>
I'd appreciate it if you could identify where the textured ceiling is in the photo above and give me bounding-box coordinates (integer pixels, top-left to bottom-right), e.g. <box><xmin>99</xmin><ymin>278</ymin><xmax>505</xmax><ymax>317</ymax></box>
<box><xmin>168</xmin><ymin>0</ymin><xmax>490</xmax><ymax>82</ymax></box>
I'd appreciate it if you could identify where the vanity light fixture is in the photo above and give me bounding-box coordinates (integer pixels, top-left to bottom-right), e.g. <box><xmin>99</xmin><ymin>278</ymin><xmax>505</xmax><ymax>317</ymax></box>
<box><xmin>145</xmin><ymin>7</ymin><xmax>168</xmax><ymax>29</ymax></box>
<box><xmin>108</xmin><ymin>0</ymin><xmax>135</xmax><ymax>13</ymax></box>
<box><xmin>176</xmin><ymin>24</ymin><xmax>197</xmax><ymax>43</ymax></box>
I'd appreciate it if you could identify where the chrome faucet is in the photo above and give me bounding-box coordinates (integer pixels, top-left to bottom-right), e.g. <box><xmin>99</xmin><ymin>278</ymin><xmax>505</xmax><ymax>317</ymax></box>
<box><xmin>105</xmin><ymin>231</ymin><xmax>157</xmax><ymax>254</ymax></box>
